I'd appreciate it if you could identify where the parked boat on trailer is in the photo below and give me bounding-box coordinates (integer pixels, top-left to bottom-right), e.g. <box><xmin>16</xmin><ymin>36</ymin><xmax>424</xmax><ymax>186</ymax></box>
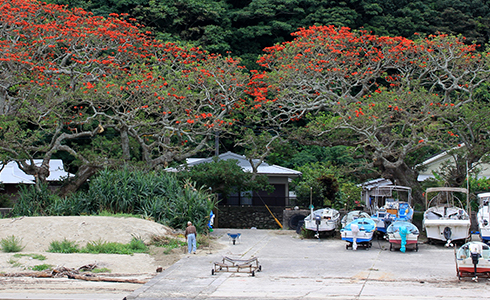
<box><xmin>455</xmin><ymin>241</ymin><xmax>490</xmax><ymax>281</ymax></box>
<box><xmin>386</xmin><ymin>221</ymin><xmax>419</xmax><ymax>252</ymax></box>
<box><xmin>304</xmin><ymin>208</ymin><xmax>340</xmax><ymax>238</ymax></box>
<box><xmin>477</xmin><ymin>192</ymin><xmax>490</xmax><ymax>244</ymax></box>
<box><xmin>423</xmin><ymin>187</ymin><xmax>471</xmax><ymax>247</ymax></box>
<box><xmin>364</xmin><ymin>184</ymin><xmax>414</xmax><ymax>237</ymax></box>
<box><xmin>340</xmin><ymin>217</ymin><xmax>376</xmax><ymax>250</ymax></box>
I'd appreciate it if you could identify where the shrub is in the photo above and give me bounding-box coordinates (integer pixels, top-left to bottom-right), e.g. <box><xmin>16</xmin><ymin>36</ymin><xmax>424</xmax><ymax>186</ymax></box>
<box><xmin>48</xmin><ymin>239</ymin><xmax>80</xmax><ymax>253</ymax></box>
<box><xmin>0</xmin><ymin>235</ymin><xmax>25</xmax><ymax>252</ymax></box>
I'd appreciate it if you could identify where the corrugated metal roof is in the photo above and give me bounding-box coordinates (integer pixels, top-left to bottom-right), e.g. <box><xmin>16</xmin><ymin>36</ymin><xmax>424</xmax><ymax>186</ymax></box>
<box><xmin>167</xmin><ymin>151</ymin><xmax>302</xmax><ymax>177</ymax></box>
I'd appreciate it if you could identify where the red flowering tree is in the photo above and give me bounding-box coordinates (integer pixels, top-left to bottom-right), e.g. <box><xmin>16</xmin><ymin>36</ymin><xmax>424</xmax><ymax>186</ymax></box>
<box><xmin>0</xmin><ymin>0</ymin><xmax>248</xmax><ymax>194</ymax></box>
<box><xmin>248</xmin><ymin>25</ymin><xmax>490</xmax><ymax>203</ymax></box>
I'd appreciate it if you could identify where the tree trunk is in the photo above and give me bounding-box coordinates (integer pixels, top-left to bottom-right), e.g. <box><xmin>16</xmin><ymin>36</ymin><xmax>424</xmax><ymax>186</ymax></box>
<box><xmin>57</xmin><ymin>164</ymin><xmax>101</xmax><ymax>198</ymax></box>
<box><xmin>120</xmin><ymin>127</ymin><xmax>131</xmax><ymax>161</ymax></box>
<box><xmin>380</xmin><ymin>162</ymin><xmax>425</xmax><ymax>209</ymax></box>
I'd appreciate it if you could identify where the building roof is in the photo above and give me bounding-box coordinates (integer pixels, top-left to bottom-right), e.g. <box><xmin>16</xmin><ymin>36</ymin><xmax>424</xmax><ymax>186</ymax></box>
<box><xmin>0</xmin><ymin>160</ymin><xmax>73</xmax><ymax>184</ymax></box>
<box><xmin>168</xmin><ymin>151</ymin><xmax>302</xmax><ymax>178</ymax></box>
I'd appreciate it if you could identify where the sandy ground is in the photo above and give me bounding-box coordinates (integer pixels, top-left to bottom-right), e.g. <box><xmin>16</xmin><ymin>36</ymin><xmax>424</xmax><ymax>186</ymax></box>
<box><xmin>0</xmin><ymin>216</ymin><xmax>217</xmax><ymax>298</ymax></box>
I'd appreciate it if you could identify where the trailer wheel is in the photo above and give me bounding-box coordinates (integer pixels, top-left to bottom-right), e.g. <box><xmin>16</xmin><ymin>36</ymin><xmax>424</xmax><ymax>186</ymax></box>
<box><xmin>251</xmin><ymin>270</ymin><xmax>255</xmax><ymax>277</ymax></box>
<box><xmin>258</xmin><ymin>265</ymin><xmax>262</xmax><ymax>272</ymax></box>
<box><xmin>211</xmin><ymin>269</ymin><xmax>215</xmax><ymax>275</ymax></box>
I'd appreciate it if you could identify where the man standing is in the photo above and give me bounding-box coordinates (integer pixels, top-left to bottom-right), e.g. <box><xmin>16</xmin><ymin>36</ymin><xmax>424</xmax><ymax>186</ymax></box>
<box><xmin>185</xmin><ymin>221</ymin><xmax>197</xmax><ymax>254</ymax></box>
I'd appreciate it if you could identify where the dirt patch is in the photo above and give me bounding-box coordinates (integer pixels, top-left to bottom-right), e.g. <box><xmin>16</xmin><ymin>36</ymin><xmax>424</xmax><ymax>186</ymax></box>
<box><xmin>0</xmin><ymin>216</ymin><xmax>220</xmax><ymax>298</ymax></box>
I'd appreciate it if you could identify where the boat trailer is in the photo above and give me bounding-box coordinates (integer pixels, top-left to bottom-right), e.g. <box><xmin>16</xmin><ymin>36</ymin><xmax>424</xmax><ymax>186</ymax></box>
<box><xmin>212</xmin><ymin>256</ymin><xmax>262</xmax><ymax>276</ymax></box>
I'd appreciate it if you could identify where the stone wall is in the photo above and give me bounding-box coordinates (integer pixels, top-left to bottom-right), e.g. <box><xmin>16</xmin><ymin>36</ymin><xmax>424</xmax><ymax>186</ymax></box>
<box><xmin>216</xmin><ymin>206</ymin><xmax>286</xmax><ymax>229</ymax></box>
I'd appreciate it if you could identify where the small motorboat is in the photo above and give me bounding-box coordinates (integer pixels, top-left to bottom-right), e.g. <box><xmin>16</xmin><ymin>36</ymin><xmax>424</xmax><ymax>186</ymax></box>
<box><xmin>477</xmin><ymin>192</ymin><xmax>490</xmax><ymax>243</ymax></box>
<box><xmin>341</xmin><ymin>210</ymin><xmax>371</xmax><ymax>228</ymax></box>
<box><xmin>423</xmin><ymin>187</ymin><xmax>471</xmax><ymax>247</ymax></box>
<box><xmin>340</xmin><ymin>218</ymin><xmax>376</xmax><ymax>250</ymax></box>
<box><xmin>304</xmin><ymin>208</ymin><xmax>340</xmax><ymax>238</ymax></box>
<box><xmin>386</xmin><ymin>221</ymin><xmax>419</xmax><ymax>252</ymax></box>
<box><xmin>365</xmin><ymin>184</ymin><xmax>414</xmax><ymax>236</ymax></box>
<box><xmin>455</xmin><ymin>241</ymin><xmax>490</xmax><ymax>281</ymax></box>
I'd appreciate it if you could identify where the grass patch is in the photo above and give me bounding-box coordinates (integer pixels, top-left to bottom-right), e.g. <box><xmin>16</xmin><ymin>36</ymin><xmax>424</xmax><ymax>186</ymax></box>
<box><xmin>30</xmin><ymin>264</ymin><xmax>53</xmax><ymax>271</ymax></box>
<box><xmin>1</xmin><ymin>235</ymin><xmax>25</xmax><ymax>253</ymax></box>
<box><xmin>97</xmin><ymin>210</ymin><xmax>142</xmax><ymax>218</ymax></box>
<box><xmin>82</xmin><ymin>237</ymin><xmax>148</xmax><ymax>254</ymax></box>
<box><xmin>48</xmin><ymin>239</ymin><xmax>80</xmax><ymax>253</ymax></box>
<box><xmin>149</xmin><ymin>235</ymin><xmax>185</xmax><ymax>254</ymax></box>
<box><xmin>91</xmin><ymin>267</ymin><xmax>111</xmax><ymax>273</ymax></box>
<box><xmin>13</xmin><ymin>253</ymin><xmax>47</xmax><ymax>260</ymax></box>
<box><xmin>7</xmin><ymin>258</ymin><xmax>22</xmax><ymax>268</ymax></box>
<box><xmin>48</xmin><ymin>237</ymin><xmax>148</xmax><ymax>255</ymax></box>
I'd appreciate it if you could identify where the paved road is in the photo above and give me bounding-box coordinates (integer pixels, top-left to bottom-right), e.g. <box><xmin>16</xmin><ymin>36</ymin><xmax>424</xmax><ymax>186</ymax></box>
<box><xmin>126</xmin><ymin>229</ymin><xmax>490</xmax><ymax>300</ymax></box>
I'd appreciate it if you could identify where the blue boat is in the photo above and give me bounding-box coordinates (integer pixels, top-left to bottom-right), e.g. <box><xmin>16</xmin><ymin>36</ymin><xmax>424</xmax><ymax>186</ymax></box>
<box><xmin>340</xmin><ymin>218</ymin><xmax>376</xmax><ymax>250</ymax></box>
<box><xmin>366</xmin><ymin>185</ymin><xmax>414</xmax><ymax>235</ymax></box>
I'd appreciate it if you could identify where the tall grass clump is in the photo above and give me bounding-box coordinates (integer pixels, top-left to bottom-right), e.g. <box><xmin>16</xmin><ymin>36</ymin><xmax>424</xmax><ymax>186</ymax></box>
<box><xmin>48</xmin><ymin>239</ymin><xmax>80</xmax><ymax>253</ymax></box>
<box><xmin>1</xmin><ymin>235</ymin><xmax>25</xmax><ymax>252</ymax></box>
<box><xmin>11</xmin><ymin>183</ymin><xmax>59</xmax><ymax>216</ymax></box>
<box><xmin>85</xmin><ymin>168</ymin><xmax>215</xmax><ymax>232</ymax></box>
<box><xmin>10</xmin><ymin>167</ymin><xmax>215</xmax><ymax>233</ymax></box>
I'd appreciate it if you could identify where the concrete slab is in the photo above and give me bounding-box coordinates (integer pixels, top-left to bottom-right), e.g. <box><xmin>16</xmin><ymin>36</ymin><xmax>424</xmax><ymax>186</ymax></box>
<box><xmin>126</xmin><ymin>229</ymin><xmax>490</xmax><ymax>300</ymax></box>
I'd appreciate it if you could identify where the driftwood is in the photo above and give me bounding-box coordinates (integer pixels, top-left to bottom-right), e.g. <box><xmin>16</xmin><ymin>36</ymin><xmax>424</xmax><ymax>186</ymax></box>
<box><xmin>0</xmin><ymin>263</ymin><xmax>148</xmax><ymax>284</ymax></box>
<box><xmin>66</xmin><ymin>273</ymin><xmax>147</xmax><ymax>284</ymax></box>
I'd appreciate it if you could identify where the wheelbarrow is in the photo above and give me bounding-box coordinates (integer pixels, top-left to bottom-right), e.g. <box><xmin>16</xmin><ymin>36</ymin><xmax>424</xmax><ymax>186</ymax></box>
<box><xmin>227</xmin><ymin>233</ymin><xmax>241</xmax><ymax>245</ymax></box>
<box><xmin>212</xmin><ymin>256</ymin><xmax>262</xmax><ymax>276</ymax></box>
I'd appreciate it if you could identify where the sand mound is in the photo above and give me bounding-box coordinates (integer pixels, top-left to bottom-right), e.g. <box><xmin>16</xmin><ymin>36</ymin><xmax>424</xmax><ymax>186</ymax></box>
<box><xmin>0</xmin><ymin>216</ymin><xmax>174</xmax><ymax>252</ymax></box>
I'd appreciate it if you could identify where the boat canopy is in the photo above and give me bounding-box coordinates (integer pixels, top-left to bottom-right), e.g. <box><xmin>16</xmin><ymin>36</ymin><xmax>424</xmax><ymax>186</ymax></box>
<box><xmin>424</xmin><ymin>187</ymin><xmax>469</xmax><ymax>210</ymax></box>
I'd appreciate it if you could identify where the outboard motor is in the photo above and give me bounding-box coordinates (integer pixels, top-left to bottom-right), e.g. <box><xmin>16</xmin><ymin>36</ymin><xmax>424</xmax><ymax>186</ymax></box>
<box><xmin>383</xmin><ymin>219</ymin><xmax>392</xmax><ymax>240</ymax></box>
<box><xmin>443</xmin><ymin>227</ymin><xmax>453</xmax><ymax>247</ymax></box>
<box><xmin>469</xmin><ymin>243</ymin><xmax>482</xmax><ymax>282</ymax></box>
<box><xmin>351</xmin><ymin>223</ymin><xmax>360</xmax><ymax>250</ymax></box>
<box><xmin>314</xmin><ymin>215</ymin><xmax>321</xmax><ymax>239</ymax></box>
<box><xmin>399</xmin><ymin>226</ymin><xmax>408</xmax><ymax>253</ymax></box>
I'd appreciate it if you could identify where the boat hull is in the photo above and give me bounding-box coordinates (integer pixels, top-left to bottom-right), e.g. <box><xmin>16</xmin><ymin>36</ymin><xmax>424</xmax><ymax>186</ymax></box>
<box><xmin>304</xmin><ymin>208</ymin><xmax>340</xmax><ymax>233</ymax></box>
<box><xmin>424</xmin><ymin>219</ymin><xmax>470</xmax><ymax>242</ymax></box>
<box><xmin>477</xmin><ymin>205</ymin><xmax>490</xmax><ymax>242</ymax></box>
<box><xmin>480</xmin><ymin>226</ymin><xmax>490</xmax><ymax>243</ymax></box>
<box><xmin>341</xmin><ymin>231</ymin><xmax>374</xmax><ymax>243</ymax></box>
<box><xmin>304</xmin><ymin>220</ymin><xmax>337</xmax><ymax>232</ymax></box>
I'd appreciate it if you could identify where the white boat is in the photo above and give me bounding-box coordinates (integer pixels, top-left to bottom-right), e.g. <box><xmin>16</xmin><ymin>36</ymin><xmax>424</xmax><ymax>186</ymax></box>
<box><xmin>365</xmin><ymin>185</ymin><xmax>414</xmax><ymax>235</ymax></box>
<box><xmin>304</xmin><ymin>208</ymin><xmax>340</xmax><ymax>238</ymax></box>
<box><xmin>423</xmin><ymin>187</ymin><xmax>471</xmax><ymax>247</ymax></box>
<box><xmin>341</xmin><ymin>210</ymin><xmax>371</xmax><ymax>228</ymax></box>
<box><xmin>455</xmin><ymin>241</ymin><xmax>490</xmax><ymax>281</ymax></box>
<box><xmin>386</xmin><ymin>221</ymin><xmax>419</xmax><ymax>252</ymax></box>
<box><xmin>340</xmin><ymin>218</ymin><xmax>376</xmax><ymax>250</ymax></box>
<box><xmin>477</xmin><ymin>192</ymin><xmax>490</xmax><ymax>243</ymax></box>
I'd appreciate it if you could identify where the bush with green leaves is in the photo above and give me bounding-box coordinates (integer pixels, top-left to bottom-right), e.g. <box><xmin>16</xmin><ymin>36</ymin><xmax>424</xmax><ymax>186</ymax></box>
<box><xmin>11</xmin><ymin>183</ymin><xmax>59</xmax><ymax>217</ymax></box>
<box><xmin>10</xmin><ymin>167</ymin><xmax>215</xmax><ymax>233</ymax></box>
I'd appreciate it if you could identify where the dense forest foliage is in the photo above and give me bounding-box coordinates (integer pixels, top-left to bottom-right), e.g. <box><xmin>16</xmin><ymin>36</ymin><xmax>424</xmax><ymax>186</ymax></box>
<box><xmin>46</xmin><ymin>0</ymin><xmax>490</xmax><ymax>68</ymax></box>
<box><xmin>2</xmin><ymin>0</ymin><xmax>490</xmax><ymax>212</ymax></box>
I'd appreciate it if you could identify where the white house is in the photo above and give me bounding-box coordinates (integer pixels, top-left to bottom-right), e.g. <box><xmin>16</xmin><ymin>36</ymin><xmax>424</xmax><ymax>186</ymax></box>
<box><xmin>416</xmin><ymin>145</ymin><xmax>490</xmax><ymax>181</ymax></box>
<box><xmin>168</xmin><ymin>151</ymin><xmax>302</xmax><ymax>206</ymax></box>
